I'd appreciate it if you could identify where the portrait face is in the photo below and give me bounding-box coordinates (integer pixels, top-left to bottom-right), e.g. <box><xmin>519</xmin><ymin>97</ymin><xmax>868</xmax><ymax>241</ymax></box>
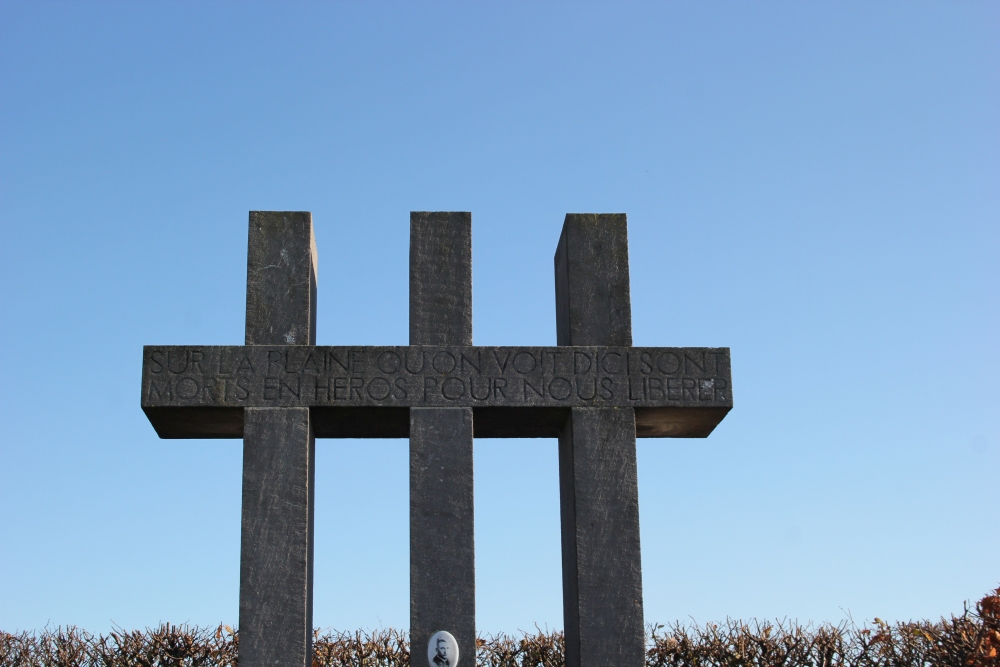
<box><xmin>427</xmin><ymin>630</ymin><xmax>458</xmax><ymax>667</ymax></box>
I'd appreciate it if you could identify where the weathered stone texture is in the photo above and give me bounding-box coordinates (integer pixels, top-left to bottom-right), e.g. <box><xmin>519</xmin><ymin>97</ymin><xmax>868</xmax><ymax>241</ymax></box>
<box><xmin>245</xmin><ymin>211</ymin><xmax>317</xmax><ymax>346</ymax></box>
<box><xmin>240</xmin><ymin>212</ymin><xmax>316</xmax><ymax>667</ymax></box>
<box><xmin>240</xmin><ymin>407</ymin><xmax>315</xmax><ymax>667</ymax></box>
<box><xmin>409</xmin><ymin>212</ymin><xmax>472</xmax><ymax>346</ymax></box>
<box><xmin>410</xmin><ymin>407</ymin><xmax>476</xmax><ymax>665</ymax></box>
<box><xmin>409</xmin><ymin>212</ymin><xmax>476</xmax><ymax>665</ymax></box>
<box><xmin>140</xmin><ymin>209</ymin><xmax>733</xmax><ymax>667</ymax></box>
<box><xmin>555</xmin><ymin>213</ymin><xmax>632</xmax><ymax>347</ymax></box>
<box><xmin>141</xmin><ymin>344</ymin><xmax>732</xmax><ymax>440</ymax></box>
<box><xmin>556</xmin><ymin>214</ymin><xmax>645</xmax><ymax>667</ymax></box>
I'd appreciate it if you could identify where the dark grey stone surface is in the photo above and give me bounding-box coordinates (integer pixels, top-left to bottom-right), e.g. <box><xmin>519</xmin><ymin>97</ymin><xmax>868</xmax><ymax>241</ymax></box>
<box><xmin>556</xmin><ymin>214</ymin><xmax>645</xmax><ymax>667</ymax></box>
<box><xmin>141</xmin><ymin>345</ymin><xmax>732</xmax><ymax>438</ymax></box>
<box><xmin>240</xmin><ymin>212</ymin><xmax>316</xmax><ymax>667</ymax></box>
<box><xmin>555</xmin><ymin>214</ymin><xmax>632</xmax><ymax>348</ymax></box>
<box><xmin>245</xmin><ymin>211</ymin><xmax>317</xmax><ymax>346</ymax></box>
<box><xmin>409</xmin><ymin>212</ymin><xmax>476</xmax><ymax>666</ymax></box>
<box><xmin>140</xmin><ymin>210</ymin><xmax>734</xmax><ymax>664</ymax></box>
<box><xmin>410</xmin><ymin>407</ymin><xmax>476</xmax><ymax>665</ymax></box>
<box><xmin>410</xmin><ymin>212</ymin><xmax>472</xmax><ymax>347</ymax></box>
<box><xmin>240</xmin><ymin>407</ymin><xmax>315</xmax><ymax>667</ymax></box>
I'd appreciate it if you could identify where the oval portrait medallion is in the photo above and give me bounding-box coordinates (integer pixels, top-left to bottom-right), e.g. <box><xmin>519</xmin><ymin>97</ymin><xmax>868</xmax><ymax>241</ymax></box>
<box><xmin>427</xmin><ymin>630</ymin><xmax>459</xmax><ymax>667</ymax></box>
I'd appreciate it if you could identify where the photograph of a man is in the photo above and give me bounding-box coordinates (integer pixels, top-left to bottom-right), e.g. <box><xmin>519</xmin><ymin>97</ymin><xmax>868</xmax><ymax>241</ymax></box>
<box><xmin>432</xmin><ymin>636</ymin><xmax>451</xmax><ymax>666</ymax></box>
<box><xmin>427</xmin><ymin>630</ymin><xmax>458</xmax><ymax>667</ymax></box>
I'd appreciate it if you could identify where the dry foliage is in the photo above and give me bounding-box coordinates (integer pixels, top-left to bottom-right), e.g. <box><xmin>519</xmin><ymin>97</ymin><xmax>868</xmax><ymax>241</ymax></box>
<box><xmin>2</xmin><ymin>589</ymin><xmax>996</xmax><ymax>667</ymax></box>
<box><xmin>310</xmin><ymin>628</ymin><xmax>409</xmax><ymax>667</ymax></box>
<box><xmin>0</xmin><ymin>623</ymin><xmax>238</xmax><ymax>667</ymax></box>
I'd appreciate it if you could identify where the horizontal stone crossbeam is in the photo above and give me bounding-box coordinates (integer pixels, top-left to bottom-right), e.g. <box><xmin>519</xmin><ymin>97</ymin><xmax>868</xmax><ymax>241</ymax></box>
<box><xmin>142</xmin><ymin>344</ymin><xmax>732</xmax><ymax>439</ymax></box>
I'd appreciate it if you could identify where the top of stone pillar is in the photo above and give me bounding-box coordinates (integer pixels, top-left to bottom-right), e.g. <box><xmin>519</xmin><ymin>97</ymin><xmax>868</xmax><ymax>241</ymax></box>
<box><xmin>554</xmin><ymin>213</ymin><xmax>632</xmax><ymax>347</ymax></box>
<box><xmin>409</xmin><ymin>211</ymin><xmax>473</xmax><ymax>346</ymax></box>
<box><xmin>245</xmin><ymin>211</ymin><xmax>318</xmax><ymax>346</ymax></box>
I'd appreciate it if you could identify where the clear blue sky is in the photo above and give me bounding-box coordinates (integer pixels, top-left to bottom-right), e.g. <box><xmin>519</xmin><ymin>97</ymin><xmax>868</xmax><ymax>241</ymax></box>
<box><xmin>1</xmin><ymin>1</ymin><xmax>997</xmax><ymax>635</ymax></box>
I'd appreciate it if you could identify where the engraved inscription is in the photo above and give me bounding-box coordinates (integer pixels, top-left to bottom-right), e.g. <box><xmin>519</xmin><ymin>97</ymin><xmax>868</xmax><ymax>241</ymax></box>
<box><xmin>142</xmin><ymin>345</ymin><xmax>732</xmax><ymax>410</ymax></box>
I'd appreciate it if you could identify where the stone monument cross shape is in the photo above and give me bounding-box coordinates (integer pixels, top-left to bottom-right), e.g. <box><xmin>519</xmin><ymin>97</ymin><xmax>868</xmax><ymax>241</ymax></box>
<box><xmin>141</xmin><ymin>211</ymin><xmax>732</xmax><ymax>667</ymax></box>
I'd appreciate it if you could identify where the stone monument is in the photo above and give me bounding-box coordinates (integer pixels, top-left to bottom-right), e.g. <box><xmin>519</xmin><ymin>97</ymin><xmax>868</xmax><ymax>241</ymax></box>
<box><xmin>141</xmin><ymin>211</ymin><xmax>732</xmax><ymax>667</ymax></box>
